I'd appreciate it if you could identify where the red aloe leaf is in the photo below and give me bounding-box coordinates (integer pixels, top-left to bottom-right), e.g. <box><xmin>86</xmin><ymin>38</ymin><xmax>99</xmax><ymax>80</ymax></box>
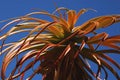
<box><xmin>98</xmin><ymin>57</ymin><xmax>120</xmax><ymax>79</ymax></box>
<box><xmin>95</xmin><ymin>53</ymin><xmax>120</xmax><ymax>69</ymax></box>
<box><xmin>67</xmin><ymin>10</ymin><xmax>76</xmax><ymax>30</ymax></box>
<box><xmin>87</xmin><ymin>32</ymin><xmax>108</xmax><ymax>43</ymax></box>
<box><xmin>55</xmin><ymin>44</ymin><xmax>71</xmax><ymax>64</ymax></box>
<box><xmin>102</xmin><ymin>43</ymin><xmax>120</xmax><ymax>50</ymax></box>
<box><xmin>96</xmin><ymin>49</ymin><xmax>120</xmax><ymax>54</ymax></box>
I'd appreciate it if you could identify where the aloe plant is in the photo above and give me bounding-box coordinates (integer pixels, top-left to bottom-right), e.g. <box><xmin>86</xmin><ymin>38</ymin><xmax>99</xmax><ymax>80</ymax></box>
<box><xmin>0</xmin><ymin>8</ymin><xmax>120</xmax><ymax>80</ymax></box>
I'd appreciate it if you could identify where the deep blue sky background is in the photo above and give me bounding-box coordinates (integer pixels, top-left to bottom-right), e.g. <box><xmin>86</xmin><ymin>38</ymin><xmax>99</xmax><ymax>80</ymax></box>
<box><xmin>0</xmin><ymin>0</ymin><xmax>120</xmax><ymax>80</ymax></box>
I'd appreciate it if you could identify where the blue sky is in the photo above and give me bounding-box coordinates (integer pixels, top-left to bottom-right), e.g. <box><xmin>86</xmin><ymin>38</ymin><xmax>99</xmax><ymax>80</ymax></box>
<box><xmin>0</xmin><ymin>0</ymin><xmax>120</xmax><ymax>80</ymax></box>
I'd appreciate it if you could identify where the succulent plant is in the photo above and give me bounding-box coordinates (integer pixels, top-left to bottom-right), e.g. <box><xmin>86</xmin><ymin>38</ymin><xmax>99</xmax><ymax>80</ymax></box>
<box><xmin>0</xmin><ymin>8</ymin><xmax>120</xmax><ymax>80</ymax></box>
